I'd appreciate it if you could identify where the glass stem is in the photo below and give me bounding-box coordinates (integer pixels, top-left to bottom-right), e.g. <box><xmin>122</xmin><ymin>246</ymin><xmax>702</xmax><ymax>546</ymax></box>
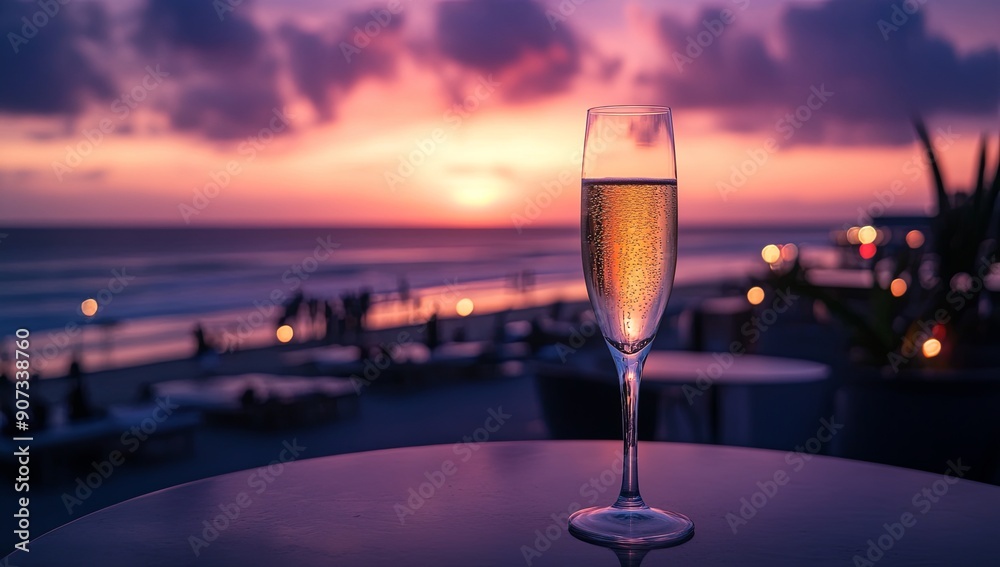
<box><xmin>611</xmin><ymin>344</ymin><xmax>650</xmax><ymax>509</ymax></box>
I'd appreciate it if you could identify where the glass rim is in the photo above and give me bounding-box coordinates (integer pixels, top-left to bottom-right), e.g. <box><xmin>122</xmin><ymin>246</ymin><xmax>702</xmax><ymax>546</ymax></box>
<box><xmin>587</xmin><ymin>105</ymin><xmax>671</xmax><ymax>116</ymax></box>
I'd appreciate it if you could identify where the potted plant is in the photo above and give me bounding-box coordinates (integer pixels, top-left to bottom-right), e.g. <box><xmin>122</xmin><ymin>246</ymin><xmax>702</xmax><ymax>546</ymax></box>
<box><xmin>761</xmin><ymin>121</ymin><xmax>1000</xmax><ymax>482</ymax></box>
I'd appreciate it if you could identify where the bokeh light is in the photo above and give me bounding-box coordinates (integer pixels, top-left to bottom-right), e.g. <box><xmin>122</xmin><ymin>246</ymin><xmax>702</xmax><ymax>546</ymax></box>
<box><xmin>922</xmin><ymin>338</ymin><xmax>941</xmax><ymax>358</ymax></box>
<box><xmin>780</xmin><ymin>243</ymin><xmax>799</xmax><ymax>262</ymax></box>
<box><xmin>81</xmin><ymin>298</ymin><xmax>98</xmax><ymax>317</ymax></box>
<box><xmin>846</xmin><ymin>227</ymin><xmax>861</xmax><ymax>244</ymax></box>
<box><xmin>747</xmin><ymin>286</ymin><xmax>765</xmax><ymax>305</ymax></box>
<box><xmin>276</xmin><ymin>325</ymin><xmax>294</xmax><ymax>343</ymax></box>
<box><xmin>859</xmin><ymin>243</ymin><xmax>877</xmax><ymax>259</ymax></box>
<box><xmin>761</xmin><ymin>244</ymin><xmax>781</xmax><ymax>264</ymax></box>
<box><xmin>890</xmin><ymin>278</ymin><xmax>907</xmax><ymax>297</ymax></box>
<box><xmin>950</xmin><ymin>273</ymin><xmax>972</xmax><ymax>292</ymax></box>
<box><xmin>858</xmin><ymin>225</ymin><xmax>877</xmax><ymax>245</ymax></box>
<box><xmin>456</xmin><ymin>298</ymin><xmax>475</xmax><ymax>317</ymax></box>
<box><xmin>905</xmin><ymin>230</ymin><xmax>925</xmax><ymax>249</ymax></box>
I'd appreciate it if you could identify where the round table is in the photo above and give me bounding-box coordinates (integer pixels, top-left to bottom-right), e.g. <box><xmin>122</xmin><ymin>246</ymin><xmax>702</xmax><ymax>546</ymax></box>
<box><xmin>7</xmin><ymin>441</ymin><xmax>996</xmax><ymax>566</ymax></box>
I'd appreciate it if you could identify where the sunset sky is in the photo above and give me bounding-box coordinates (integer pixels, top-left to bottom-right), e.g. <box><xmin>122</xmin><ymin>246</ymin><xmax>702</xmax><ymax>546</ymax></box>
<box><xmin>1</xmin><ymin>0</ymin><xmax>997</xmax><ymax>227</ymax></box>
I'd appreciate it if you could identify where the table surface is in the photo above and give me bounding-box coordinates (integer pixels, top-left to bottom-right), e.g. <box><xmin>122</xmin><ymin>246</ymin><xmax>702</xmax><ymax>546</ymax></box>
<box><xmin>8</xmin><ymin>441</ymin><xmax>996</xmax><ymax>566</ymax></box>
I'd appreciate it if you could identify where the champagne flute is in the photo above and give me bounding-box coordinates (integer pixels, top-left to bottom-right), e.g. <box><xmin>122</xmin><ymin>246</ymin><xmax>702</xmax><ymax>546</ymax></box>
<box><xmin>568</xmin><ymin>105</ymin><xmax>693</xmax><ymax>547</ymax></box>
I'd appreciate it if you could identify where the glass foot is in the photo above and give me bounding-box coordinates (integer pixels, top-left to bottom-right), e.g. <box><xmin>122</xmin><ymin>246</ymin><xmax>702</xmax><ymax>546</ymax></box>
<box><xmin>568</xmin><ymin>505</ymin><xmax>694</xmax><ymax>548</ymax></box>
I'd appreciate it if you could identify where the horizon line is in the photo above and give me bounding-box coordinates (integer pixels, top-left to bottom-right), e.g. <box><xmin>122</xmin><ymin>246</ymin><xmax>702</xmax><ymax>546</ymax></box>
<box><xmin>0</xmin><ymin>220</ymin><xmax>864</xmax><ymax>231</ymax></box>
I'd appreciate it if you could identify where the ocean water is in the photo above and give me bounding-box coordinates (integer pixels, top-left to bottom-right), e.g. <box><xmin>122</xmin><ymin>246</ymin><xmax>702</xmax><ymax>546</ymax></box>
<box><xmin>0</xmin><ymin>226</ymin><xmax>834</xmax><ymax>376</ymax></box>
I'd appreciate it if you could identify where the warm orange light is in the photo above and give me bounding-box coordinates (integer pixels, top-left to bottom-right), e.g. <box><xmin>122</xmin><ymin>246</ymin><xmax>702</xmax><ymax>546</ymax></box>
<box><xmin>922</xmin><ymin>338</ymin><xmax>941</xmax><ymax>358</ymax></box>
<box><xmin>456</xmin><ymin>298</ymin><xmax>474</xmax><ymax>317</ymax></box>
<box><xmin>761</xmin><ymin>245</ymin><xmax>781</xmax><ymax>264</ymax></box>
<box><xmin>747</xmin><ymin>286</ymin><xmax>765</xmax><ymax>305</ymax></box>
<box><xmin>859</xmin><ymin>243</ymin><xmax>876</xmax><ymax>260</ymax></box>
<box><xmin>846</xmin><ymin>227</ymin><xmax>861</xmax><ymax>244</ymax></box>
<box><xmin>81</xmin><ymin>299</ymin><xmax>98</xmax><ymax>317</ymax></box>
<box><xmin>890</xmin><ymin>278</ymin><xmax>907</xmax><ymax>297</ymax></box>
<box><xmin>905</xmin><ymin>230</ymin><xmax>925</xmax><ymax>249</ymax></box>
<box><xmin>858</xmin><ymin>225</ymin><xmax>877</xmax><ymax>245</ymax></box>
<box><xmin>276</xmin><ymin>325</ymin><xmax>294</xmax><ymax>343</ymax></box>
<box><xmin>780</xmin><ymin>243</ymin><xmax>799</xmax><ymax>262</ymax></box>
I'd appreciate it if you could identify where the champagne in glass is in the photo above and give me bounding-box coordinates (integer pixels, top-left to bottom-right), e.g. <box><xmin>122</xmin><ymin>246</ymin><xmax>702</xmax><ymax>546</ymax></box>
<box><xmin>568</xmin><ymin>106</ymin><xmax>693</xmax><ymax>548</ymax></box>
<box><xmin>583</xmin><ymin>179</ymin><xmax>677</xmax><ymax>355</ymax></box>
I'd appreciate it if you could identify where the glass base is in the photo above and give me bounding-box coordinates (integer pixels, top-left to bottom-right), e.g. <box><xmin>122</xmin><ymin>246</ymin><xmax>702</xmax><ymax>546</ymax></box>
<box><xmin>568</xmin><ymin>505</ymin><xmax>694</xmax><ymax>548</ymax></box>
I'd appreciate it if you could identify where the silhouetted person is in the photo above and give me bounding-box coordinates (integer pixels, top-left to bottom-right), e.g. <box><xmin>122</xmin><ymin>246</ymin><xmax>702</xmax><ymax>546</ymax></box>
<box><xmin>68</xmin><ymin>354</ymin><xmax>95</xmax><ymax>421</ymax></box>
<box><xmin>308</xmin><ymin>298</ymin><xmax>321</xmax><ymax>338</ymax></box>
<box><xmin>194</xmin><ymin>324</ymin><xmax>212</xmax><ymax>357</ymax></box>
<box><xmin>341</xmin><ymin>292</ymin><xmax>359</xmax><ymax>341</ymax></box>
<box><xmin>358</xmin><ymin>288</ymin><xmax>372</xmax><ymax>331</ymax></box>
<box><xmin>425</xmin><ymin>312</ymin><xmax>440</xmax><ymax>351</ymax></box>
<box><xmin>689</xmin><ymin>308</ymin><xmax>706</xmax><ymax>352</ymax></box>
<box><xmin>526</xmin><ymin>317</ymin><xmax>550</xmax><ymax>355</ymax></box>
<box><xmin>240</xmin><ymin>388</ymin><xmax>258</xmax><ymax>409</ymax></box>
<box><xmin>193</xmin><ymin>323</ymin><xmax>219</xmax><ymax>373</ymax></box>
<box><xmin>334</xmin><ymin>300</ymin><xmax>347</xmax><ymax>341</ymax></box>
<box><xmin>550</xmin><ymin>299</ymin><xmax>564</xmax><ymax>321</ymax></box>
<box><xmin>283</xmin><ymin>291</ymin><xmax>305</xmax><ymax>329</ymax></box>
<box><xmin>323</xmin><ymin>301</ymin><xmax>337</xmax><ymax>343</ymax></box>
<box><xmin>397</xmin><ymin>276</ymin><xmax>411</xmax><ymax>305</ymax></box>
